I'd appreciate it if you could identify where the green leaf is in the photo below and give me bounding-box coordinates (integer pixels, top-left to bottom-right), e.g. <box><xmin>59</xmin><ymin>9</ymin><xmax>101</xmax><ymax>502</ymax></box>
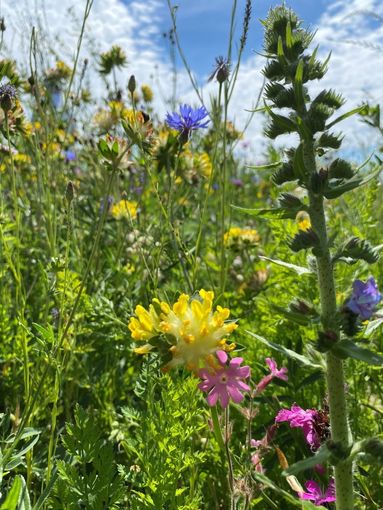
<box><xmin>284</xmin><ymin>445</ymin><xmax>332</xmax><ymax>476</ymax></box>
<box><xmin>286</xmin><ymin>21</ymin><xmax>293</xmax><ymax>49</ymax></box>
<box><xmin>365</xmin><ymin>318</ymin><xmax>383</xmax><ymax>337</ymax></box>
<box><xmin>294</xmin><ymin>59</ymin><xmax>304</xmax><ymax>110</ymax></box>
<box><xmin>259</xmin><ymin>255</ymin><xmax>312</xmax><ymax>275</ymax></box>
<box><xmin>246</xmin><ymin>161</ymin><xmax>282</xmax><ymax>171</ymax></box>
<box><xmin>0</xmin><ymin>476</ymin><xmax>22</xmax><ymax>510</ymax></box>
<box><xmin>0</xmin><ymin>475</ymin><xmax>31</xmax><ymax>510</ymax></box>
<box><xmin>272</xmin><ymin>305</ymin><xmax>317</xmax><ymax>326</ymax></box>
<box><xmin>326</xmin><ymin>105</ymin><xmax>367</xmax><ymax>129</ymax></box>
<box><xmin>231</xmin><ymin>205</ymin><xmax>299</xmax><ymax>220</ymax></box>
<box><xmin>332</xmin><ymin>339</ymin><xmax>383</xmax><ymax>365</ymax></box>
<box><xmin>246</xmin><ymin>331</ymin><xmax>323</xmax><ymax>369</ymax></box>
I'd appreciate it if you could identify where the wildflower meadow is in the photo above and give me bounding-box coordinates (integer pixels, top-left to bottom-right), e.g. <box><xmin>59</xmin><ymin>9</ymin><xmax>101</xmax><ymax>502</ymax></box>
<box><xmin>1</xmin><ymin>1</ymin><xmax>383</xmax><ymax>509</ymax></box>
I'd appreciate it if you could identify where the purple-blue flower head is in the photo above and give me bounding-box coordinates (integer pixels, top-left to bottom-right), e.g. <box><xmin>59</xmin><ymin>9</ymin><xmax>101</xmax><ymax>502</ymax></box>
<box><xmin>346</xmin><ymin>277</ymin><xmax>382</xmax><ymax>320</ymax></box>
<box><xmin>165</xmin><ymin>104</ymin><xmax>209</xmax><ymax>139</ymax></box>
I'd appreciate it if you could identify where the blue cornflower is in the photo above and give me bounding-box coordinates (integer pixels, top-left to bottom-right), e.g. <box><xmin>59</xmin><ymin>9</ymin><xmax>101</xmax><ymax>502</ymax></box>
<box><xmin>166</xmin><ymin>104</ymin><xmax>210</xmax><ymax>139</ymax></box>
<box><xmin>0</xmin><ymin>82</ymin><xmax>16</xmax><ymax>111</ymax></box>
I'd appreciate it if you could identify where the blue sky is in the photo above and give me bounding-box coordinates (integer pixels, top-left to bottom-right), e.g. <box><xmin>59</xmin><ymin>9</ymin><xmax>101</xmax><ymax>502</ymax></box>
<box><xmin>156</xmin><ymin>0</ymin><xmax>330</xmax><ymax>78</ymax></box>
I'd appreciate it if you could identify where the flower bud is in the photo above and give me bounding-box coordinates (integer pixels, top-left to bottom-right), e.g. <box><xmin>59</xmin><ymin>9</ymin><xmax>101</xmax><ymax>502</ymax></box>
<box><xmin>128</xmin><ymin>74</ymin><xmax>136</xmax><ymax>94</ymax></box>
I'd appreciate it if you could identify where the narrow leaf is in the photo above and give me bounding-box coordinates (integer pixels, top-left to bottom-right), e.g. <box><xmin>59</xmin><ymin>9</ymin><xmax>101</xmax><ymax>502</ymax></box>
<box><xmin>246</xmin><ymin>331</ymin><xmax>323</xmax><ymax>369</ymax></box>
<box><xmin>332</xmin><ymin>339</ymin><xmax>383</xmax><ymax>365</ymax></box>
<box><xmin>259</xmin><ymin>255</ymin><xmax>312</xmax><ymax>275</ymax></box>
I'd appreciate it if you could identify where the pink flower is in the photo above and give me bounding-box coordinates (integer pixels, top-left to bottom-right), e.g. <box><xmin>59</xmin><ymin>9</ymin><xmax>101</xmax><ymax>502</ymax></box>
<box><xmin>251</xmin><ymin>452</ymin><xmax>264</xmax><ymax>473</ymax></box>
<box><xmin>198</xmin><ymin>350</ymin><xmax>250</xmax><ymax>408</ymax></box>
<box><xmin>255</xmin><ymin>357</ymin><xmax>288</xmax><ymax>394</ymax></box>
<box><xmin>275</xmin><ymin>404</ymin><xmax>320</xmax><ymax>449</ymax></box>
<box><xmin>299</xmin><ymin>479</ymin><xmax>336</xmax><ymax>506</ymax></box>
<box><xmin>250</xmin><ymin>424</ymin><xmax>277</xmax><ymax>449</ymax></box>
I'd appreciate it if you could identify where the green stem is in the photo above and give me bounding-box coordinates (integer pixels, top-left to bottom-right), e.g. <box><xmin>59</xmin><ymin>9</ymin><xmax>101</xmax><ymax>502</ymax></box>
<box><xmin>306</xmin><ymin>144</ymin><xmax>353</xmax><ymax>510</ymax></box>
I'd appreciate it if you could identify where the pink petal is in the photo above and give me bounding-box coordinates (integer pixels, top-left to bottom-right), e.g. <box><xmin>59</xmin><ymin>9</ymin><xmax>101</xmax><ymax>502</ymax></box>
<box><xmin>206</xmin><ymin>389</ymin><xmax>219</xmax><ymax>407</ymax></box>
<box><xmin>227</xmin><ymin>383</ymin><xmax>245</xmax><ymax>403</ymax></box>
<box><xmin>216</xmin><ymin>350</ymin><xmax>228</xmax><ymax>365</ymax></box>
<box><xmin>219</xmin><ymin>389</ymin><xmax>230</xmax><ymax>408</ymax></box>
<box><xmin>229</xmin><ymin>356</ymin><xmax>244</xmax><ymax>367</ymax></box>
<box><xmin>198</xmin><ymin>380</ymin><xmax>214</xmax><ymax>392</ymax></box>
<box><xmin>235</xmin><ymin>380</ymin><xmax>250</xmax><ymax>391</ymax></box>
<box><xmin>265</xmin><ymin>357</ymin><xmax>277</xmax><ymax>372</ymax></box>
<box><xmin>236</xmin><ymin>365</ymin><xmax>250</xmax><ymax>378</ymax></box>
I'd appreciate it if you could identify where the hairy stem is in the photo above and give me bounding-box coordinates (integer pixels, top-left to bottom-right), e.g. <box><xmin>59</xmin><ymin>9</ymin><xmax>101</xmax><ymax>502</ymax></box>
<box><xmin>305</xmin><ymin>143</ymin><xmax>354</xmax><ymax>510</ymax></box>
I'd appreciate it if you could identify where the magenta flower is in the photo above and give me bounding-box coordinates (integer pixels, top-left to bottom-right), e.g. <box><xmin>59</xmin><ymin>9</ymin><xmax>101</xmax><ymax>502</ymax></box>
<box><xmin>299</xmin><ymin>479</ymin><xmax>336</xmax><ymax>506</ymax></box>
<box><xmin>255</xmin><ymin>357</ymin><xmax>288</xmax><ymax>394</ymax></box>
<box><xmin>346</xmin><ymin>277</ymin><xmax>382</xmax><ymax>320</ymax></box>
<box><xmin>275</xmin><ymin>404</ymin><xmax>320</xmax><ymax>449</ymax></box>
<box><xmin>198</xmin><ymin>350</ymin><xmax>250</xmax><ymax>408</ymax></box>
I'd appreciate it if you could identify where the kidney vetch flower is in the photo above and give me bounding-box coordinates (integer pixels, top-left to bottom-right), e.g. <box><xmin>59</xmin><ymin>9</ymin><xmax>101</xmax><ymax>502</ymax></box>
<box><xmin>128</xmin><ymin>289</ymin><xmax>238</xmax><ymax>370</ymax></box>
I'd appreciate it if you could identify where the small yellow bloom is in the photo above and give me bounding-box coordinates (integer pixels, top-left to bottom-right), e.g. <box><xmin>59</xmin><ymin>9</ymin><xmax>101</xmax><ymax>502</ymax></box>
<box><xmin>110</xmin><ymin>200</ymin><xmax>138</xmax><ymax>220</ymax></box>
<box><xmin>296</xmin><ymin>212</ymin><xmax>311</xmax><ymax>231</ymax></box>
<box><xmin>224</xmin><ymin>227</ymin><xmax>260</xmax><ymax>248</ymax></box>
<box><xmin>141</xmin><ymin>84</ymin><xmax>153</xmax><ymax>103</ymax></box>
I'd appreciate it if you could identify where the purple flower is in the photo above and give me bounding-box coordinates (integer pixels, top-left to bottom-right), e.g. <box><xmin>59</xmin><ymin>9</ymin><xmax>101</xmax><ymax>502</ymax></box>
<box><xmin>346</xmin><ymin>277</ymin><xmax>382</xmax><ymax>320</ymax></box>
<box><xmin>198</xmin><ymin>350</ymin><xmax>250</xmax><ymax>408</ymax></box>
<box><xmin>166</xmin><ymin>104</ymin><xmax>210</xmax><ymax>139</ymax></box>
<box><xmin>299</xmin><ymin>479</ymin><xmax>336</xmax><ymax>506</ymax></box>
<box><xmin>64</xmin><ymin>150</ymin><xmax>76</xmax><ymax>162</ymax></box>
<box><xmin>231</xmin><ymin>178</ymin><xmax>244</xmax><ymax>187</ymax></box>
<box><xmin>275</xmin><ymin>404</ymin><xmax>320</xmax><ymax>449</ymax></box>
<box><xmin>255</xmin><ymin>357</ymin><xmax>288</xmax><ymax>394</ymax></box>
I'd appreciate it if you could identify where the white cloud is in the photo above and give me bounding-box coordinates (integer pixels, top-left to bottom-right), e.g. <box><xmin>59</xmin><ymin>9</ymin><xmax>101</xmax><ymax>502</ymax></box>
<box><xmin>1</xmin><ymin>0</ymin><xmax>383</xmax><ymax>159</ymax></box>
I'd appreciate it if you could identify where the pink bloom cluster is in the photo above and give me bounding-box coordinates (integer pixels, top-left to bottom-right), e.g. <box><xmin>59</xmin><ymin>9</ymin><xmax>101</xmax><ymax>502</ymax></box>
<box><xmin>255</xmin><ymin>357</ymin><xmax>288</xmax><ymax>394</ymax></box>
<box><xmin>275</xmin><ymin>404</ymin><xmax>321</xmax><ymax>449</ymax></box>
<box><xmin>299</xmin><ymin>479</ymin><xmax>336</xmax><ymax>506</ymax></box>
<box><xmin>198</xmin><ymin>351</ymin><xmax>250</xmax><ymax>408</ymax></box>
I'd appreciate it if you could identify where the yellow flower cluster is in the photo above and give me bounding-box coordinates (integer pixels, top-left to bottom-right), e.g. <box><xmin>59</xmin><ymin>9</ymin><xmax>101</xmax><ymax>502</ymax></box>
<box><xmin>128</xmin><ymin>289</ymin><xmax>237</xmax><ymax>371</ymax></box>
<box><xmin>224</xmin><ymin>227</ymin><xmax>260</xmax><ymax>248</ymax></box>
<box><xmin>111</xmin><ymin>200</ymin><xmax>138</xmax><ymax>220</ymax></box>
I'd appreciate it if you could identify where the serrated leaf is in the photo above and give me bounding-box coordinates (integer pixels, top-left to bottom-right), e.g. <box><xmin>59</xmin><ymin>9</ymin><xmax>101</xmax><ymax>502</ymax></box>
<box><xmin>284</xmin><ymin>445</ymin><xmax>332</xmax><ymax>476</ymax></box>
<box><xmin>259</xmin><ymin>255</ymin><xmax>312</xmax><ymax>275</ymax></box>
<box><xmin>246</xmin><ymin>331</ymin><xmax>323</xmax><ymax>369</ymax></box>
<box><xmin>332</xmin><ymin>339</ymin><xmax>383</xmax><ymax>365</ymax></box>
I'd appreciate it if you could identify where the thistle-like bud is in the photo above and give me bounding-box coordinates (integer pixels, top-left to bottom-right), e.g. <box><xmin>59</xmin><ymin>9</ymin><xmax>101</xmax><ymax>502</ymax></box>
<box><xmin>0</xmin><ymin>83</ymin><xmax>16</xmax><ymax>112</ymax></box>
<box><xmin>128</xmin><ymin>75</ymin><xmax>136</xmax><ymax>95</ymax></box>
<box><xmin>289</xmin><ymin>228</ymin><xmax>320</xmax><ymax>253</ymax></box>
<box><xmin>208</xmin><ymin>56</ymin><xmax>230</xmax><ymax>84</ymax></box>
<box><xmin>65</xmin><ymin>181</ymin><xmax>75</xmax><ymax>204</ymax></box>
<box><xmin>0</xmin><ymin>17</ymin><xmax>5</xmax><ymax>32</ymax></box>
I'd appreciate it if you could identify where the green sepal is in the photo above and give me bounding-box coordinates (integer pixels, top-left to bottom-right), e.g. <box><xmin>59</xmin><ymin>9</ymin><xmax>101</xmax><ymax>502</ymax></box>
<box><xmin>333</xmin><ymin>237</ymin><xmax>379</xmax><ymax>265</ymax></box>
<box><xmin>331</xmin><ymin>339</ymin><xmax>383</xmax><ymax>365</ymax></box>
<box><xmin>289</xmin><ymin>228</ymin><xmax>320</xmax><ymax>253</ymax></box>
<box><xmin>323</xmin><ymin>164</ymin><xmax>381</xmax><ymax>199</ymax></box>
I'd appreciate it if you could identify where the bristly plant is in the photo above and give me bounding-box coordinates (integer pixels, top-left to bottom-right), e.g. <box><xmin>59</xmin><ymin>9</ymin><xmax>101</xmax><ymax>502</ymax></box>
<box><xmin>241</xmin><ymin>5</ymin><xmax>383</xmax><ymax>510</ymax></box>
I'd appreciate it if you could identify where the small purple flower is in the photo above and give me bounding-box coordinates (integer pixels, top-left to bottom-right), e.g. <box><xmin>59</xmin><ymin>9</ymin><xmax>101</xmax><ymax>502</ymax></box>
<box><xmin>64</xmin><ymin>150</ymin><xmax>76</xmax><ymax>162</ymax></box>
<box><xmin>255</xmin><ymin>357</ymin><xmax>288</xmax><ymax>394</ymax></box>
<box><xmin>275</xmin><ymin>404</ymin><xmax>320</xmax><ymax>449</ymax></box>
<box><xmin>198</xmin><ymin>350</ymin><xmax>250</xmax><ymax>408</ymax></box>
<box><xmin>298</xmin><ymin>479</ymin><xmax>336</xmax><ymax>506</ymax></box>
<box><xmin>231</xmin><ymin>178</ymin><xmax>244</xmax><ymax>187</ymax></box>
<box><xmin>99</xmin><ymin>195</ymin><xmax>114</xmax><ymax>215</ymax></box>
<box><xmin>166</xmin><ymin>104</ymin><xmax>210</xmax><ymax>139</ymax></box>
<box><xmin>346</xmin><ymin>277</ymin><xmax>382</xmax><ymax>320</ymax></box>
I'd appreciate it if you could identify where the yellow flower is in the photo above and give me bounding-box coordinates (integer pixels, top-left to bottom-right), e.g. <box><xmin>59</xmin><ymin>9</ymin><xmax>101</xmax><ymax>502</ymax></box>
<box><xmin>129</xmin><ymin>290</ymin><xmax>237</xmax><ymax>371</ymax></box>
<box><xmin>296</xmin><ymin>212</ymin><xmax>311</xmax><ymax>231</ymax></box>
<box><xmin>224</xmin><ymin>227</ymin><xmax>260</xmax><ymax>248</ymax></box>
<box><xmin>141</xmin><ymin>84</ymin><xmax>153</xmax><ymax>102</ymax></box>
<box><xmin>110</xmin><ymin>200</ymin><xmax>138</xmax><ymax>220</ymax></box>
